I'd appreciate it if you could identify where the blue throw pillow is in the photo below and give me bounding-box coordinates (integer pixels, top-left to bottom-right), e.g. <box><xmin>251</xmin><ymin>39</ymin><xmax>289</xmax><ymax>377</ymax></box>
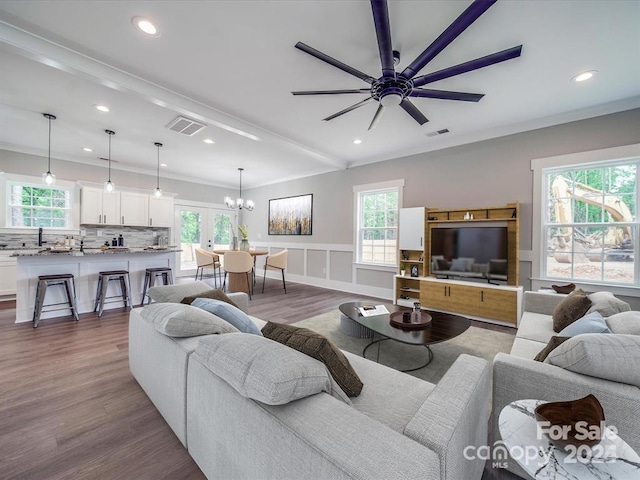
<box><xmin>191</xmin><ymin>298</ymin><xmax>263</xmax><ymax>336</ymax></box>
<box><xmin>558</xmin><ymin>311</ymin><xmax>612</xmax><ymax>337</ymax></box>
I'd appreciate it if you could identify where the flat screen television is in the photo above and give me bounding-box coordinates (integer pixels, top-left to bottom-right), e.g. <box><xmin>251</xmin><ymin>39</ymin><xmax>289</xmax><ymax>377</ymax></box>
<box><xmin>431</xmin><ymin>226</ymin><xmax>508</xmax><ymax>265</ymax></box>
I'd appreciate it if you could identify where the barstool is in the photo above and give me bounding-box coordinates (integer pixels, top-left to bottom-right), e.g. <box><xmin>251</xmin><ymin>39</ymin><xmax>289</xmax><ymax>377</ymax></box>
<box><xmin>141</xmin><ymin>267</ymin><xmax>174</xmax><ymax>305</ymax></box>
<box><xmin>93</xmin><ymin>270</ymin><xmax>132</xmax><ymax>317</ymax></box>
<box><xmin>32</xmin><ymin>273</ymin><xmax>79</xmax><ymax>328</ymax></box>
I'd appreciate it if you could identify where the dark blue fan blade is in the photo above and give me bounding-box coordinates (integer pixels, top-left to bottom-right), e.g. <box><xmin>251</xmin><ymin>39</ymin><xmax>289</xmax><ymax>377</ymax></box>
<box><xmin>368</xmin><ymin>104</ymin><xmax>385</xmax><ymax>130</ymax></box>
<box><xmin>401</xmin><ymin>0</ymin><xmax>497</xmax><ymax>79</ymax></box>
<box><xmin>323</xmin><ymin>97</ymin><xmax>374</xmax><ymax>121</ymax></box>
<box><xmin>400</xmin><ymin>99</ymin><xmax>429</xmax><ymax>125</ymax></box>
<box><xmin>295</xmin><ymin>42</ymin><xmax>377</xmax><ymax>84</ymax></box>
<box><xmin>292</xmin><ymin>89</ymin><xmax>371</xmax><ymax>95</ymax></box>
<box><xmin>371</xmin><ymin>0</ymin><xmax>395</xmax><ymax>77</ymax></box>
<box><xmin>410</xmin><ymin>89</ymin><xmax>484</xmax><ymax>102</ymax></box>
<box><xmin>412</xmin><ymin>45</ymin><xmax>522</xmax><ymax>87</ymax></box>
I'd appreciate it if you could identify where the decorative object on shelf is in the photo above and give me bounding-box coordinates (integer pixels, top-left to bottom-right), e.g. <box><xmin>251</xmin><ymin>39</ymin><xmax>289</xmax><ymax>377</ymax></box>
<box><xmin>400</xmin><ymin>263</ymin><xmax>406</xmax><ymax>276</ymax></box>
<box><xmin>104</xmin><ymin>129</ymin><xmax>116</xmax><ymax>193</ymax></box>
<box><xmin>238</xmin><ymin>225</ymin><xmax>250</xmax><ymax>251</ymax></box>
<box><xmin>268</xmin><ymin>194</ymin><xmax>313</xmax><ymax>235</ymax></box>
<box><xmin>42</xmin><ymin>113</ymin><xmax>57</xmax><ymax>186</ymax></box>
<box><xmin>401</xmin><ymin>250</ymin><xmax>409</xmax><ymax>260</ymax></box>
<box><xmin>552</xmin><ymin>283</ymin><xmax>576</xmax><ymax>294</ymax></box>
<box><xmin>224</xmin><ymin>167</ymin><xmax>254</xmax><ymax>211</ymax></box>
<box><xmin>153</xmin><ymin>142</ymin><xmax>163</xmax><ymax>198</ymax></box>
<box><xmin>534</xmin><ymin>394</ymin><xmax>605</xmax><ymax>451</ymax></box>
<box><xmin>410</xmin><ymin>265</ymin><xmax>419</xmax><ymax>277</ymax></box>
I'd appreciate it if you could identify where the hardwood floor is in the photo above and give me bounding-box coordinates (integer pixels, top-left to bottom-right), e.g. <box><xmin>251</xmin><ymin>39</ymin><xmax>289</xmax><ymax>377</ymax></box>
<box><xmin>0</xmin><ymin>277</ymin><xmax>516</xmax><ymax>479</ymax></box>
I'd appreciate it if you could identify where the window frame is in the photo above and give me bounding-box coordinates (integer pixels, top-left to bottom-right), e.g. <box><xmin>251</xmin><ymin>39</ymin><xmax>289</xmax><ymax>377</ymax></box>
<box><xmin>1</xmin><ymin>173</ymin><xmax>80</xmax><ymax>233</ymax></box>
<box><xmin>353</xmin><ymin>179</ymin><xmax>404</xmax><ymax>267</ymax></box>
<box><xmin>531</xmin><ymin>144</ymin><xmax>640</xmax><ymax>296</ymax></box>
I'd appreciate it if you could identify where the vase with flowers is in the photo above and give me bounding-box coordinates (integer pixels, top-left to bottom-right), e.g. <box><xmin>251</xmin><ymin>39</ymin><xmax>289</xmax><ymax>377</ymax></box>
<box><xmin>238</xmin><ymin>225</ymin><xmax>250</xmax><ymax>251</ymax></box>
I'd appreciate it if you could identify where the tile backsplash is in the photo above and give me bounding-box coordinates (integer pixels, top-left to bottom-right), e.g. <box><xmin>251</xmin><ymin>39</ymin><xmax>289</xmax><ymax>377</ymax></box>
<box><xmin>0</xmin><ymin>226</ymin><xmax>170</xmax><ymax>249</ymax></box>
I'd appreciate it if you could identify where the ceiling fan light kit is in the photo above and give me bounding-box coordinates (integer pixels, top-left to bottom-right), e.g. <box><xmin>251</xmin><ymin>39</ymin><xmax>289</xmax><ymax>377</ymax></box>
<box><xmin>292</xmin><ymin>0</ymin><xmax>522</xmax><ymax>130</ymax></box>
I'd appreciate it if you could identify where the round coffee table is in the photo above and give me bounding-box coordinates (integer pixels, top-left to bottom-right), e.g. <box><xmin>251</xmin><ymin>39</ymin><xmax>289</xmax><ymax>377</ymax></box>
<box><xmin>338</xmin><ymin>301</ymin><xmax>471</xmax><ymax>372</ymax></box>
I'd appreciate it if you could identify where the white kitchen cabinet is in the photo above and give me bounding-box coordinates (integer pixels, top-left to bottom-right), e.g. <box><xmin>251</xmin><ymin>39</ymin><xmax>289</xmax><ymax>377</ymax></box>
<box><xmin>120</xmin><ymin>192</ymin><xmax>148</xmax><ymax>226</ymax></box>
<box><xmin>80</xmin><ymin>187</ymin><xmax>121</xmax><ymax>225</ymax></box>
<box><xmin>0</xmin><ymin>251</ymin><xmax>17</xmax><ymax>296</ymax></box>
<box><xmin>148</xmin><ymin>196</ymin><xmax>174</xmax><ymax>227</ymax></box>
<box><xmin>399</xmin><ymin>207</ymin><xmax>425</xmax><ymax>251</ymax></box>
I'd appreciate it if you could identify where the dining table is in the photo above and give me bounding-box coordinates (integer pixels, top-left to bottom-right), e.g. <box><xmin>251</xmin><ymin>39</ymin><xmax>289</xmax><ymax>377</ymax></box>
<box><xmin>213</xmin><ymin>248</ymin><xmax>268</xmax><ymax>293</ymax></box>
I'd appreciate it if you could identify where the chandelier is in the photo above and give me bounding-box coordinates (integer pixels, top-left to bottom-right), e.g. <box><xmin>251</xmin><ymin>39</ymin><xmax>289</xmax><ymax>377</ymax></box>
<box><xmin>224</xmin><ymin>167</ymin><xmax>254</xmax><ymax>211</ymax></box>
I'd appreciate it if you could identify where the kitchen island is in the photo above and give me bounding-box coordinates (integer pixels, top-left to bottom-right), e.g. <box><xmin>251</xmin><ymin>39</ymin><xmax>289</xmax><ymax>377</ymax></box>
<box><xmin>12</xmin><ymin>247</ymin><xmax>181</xmax><ymax>323</ymax></box>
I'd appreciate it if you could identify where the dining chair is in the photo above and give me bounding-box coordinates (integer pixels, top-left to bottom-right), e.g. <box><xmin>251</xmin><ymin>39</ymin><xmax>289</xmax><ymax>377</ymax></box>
<box><xmin>262</xmin><ymin>249</ymin><xmax>288</xmax><ymax>294</ymax></box>
<box><xmin>194</xmin><ymin>247</ymin><xmax>222</xmax><ymax>287</ymax></box>
<box><xmin>222</xmin><ymin>250</ymin><xmax>254</xmax><ymax>299</ymax></box>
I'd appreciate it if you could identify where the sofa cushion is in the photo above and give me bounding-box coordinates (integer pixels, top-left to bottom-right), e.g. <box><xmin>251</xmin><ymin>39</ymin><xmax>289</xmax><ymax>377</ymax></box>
<box><xmin>534</xmin><ymin>336</ymin><xmax>571</xmax><ymax>362</ymax></box>
<box><xmin>587</xmin><ymin>291</ymin><xmax>631</xmax><ymax>317</ymax></box>
<box><xmin>552</xmin><ymin>289</ymin><xmax>592</xmax><ymax>332</ymax></box>
<box><xmin>140</xmin><ymin>302</ymin><xmax>239</xmax><ymax>337</ymax></box>
<box><xmin>262</xmin><ymin>322</ymin><xmax>363</xmax><ymax>397</ymax></box>
<box><xmin>181</xmin><ymin>288</ymin><xmax>239</xmax><ymax>309</ymax></box>
<box><xmin>436</xmin><ymin>258</ymin><xmax>451</xmax><ymax>271</ymax></box>
<box><xmin>191</xmin><ymin>298</ymin><xmax>262</xmax><ymax>336</ymax></box>
<box><xmin>515</xmin><ymin>312</ymin><xmax>555</xmax><ymax>344</ymax></box>
<box><xmin>450</xmin><ymin>258</ymin><xmax>467</xmax><ymax>271</ymax></box>
<box><xmin>606</xmin><ymin>311</ymin><xmax>640</xmax><ymax>335</ymax></box>
<box><xmin>557</xmin><ymin>311</ymin><xmax>611</xmax><ymax>336</ymax></box>
<box><xmin>545</xmin><ymin>334</ymin><xmax>640</xmax><ymax>388</ymax></box>
<box><xmin>195</xmin><ymin>333</ymin><xmax>331</xmax><ymax>405</ymax></box>
<box><xmin>146</xmin><ymin>281</ymin><xmax>211</xmax><ymax>303</ymax></box>
<box><xmin>510</xmin><ymin>337</ymin><xmax>549</xmax><ymax>359</ymax></box>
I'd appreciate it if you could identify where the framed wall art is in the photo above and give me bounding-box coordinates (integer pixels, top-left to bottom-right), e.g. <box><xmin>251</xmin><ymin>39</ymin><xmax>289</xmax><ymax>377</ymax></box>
<box><xmin>268</xmin><ymin>194</ymin><xmax>313</xmax><ymax>235</ymax></box>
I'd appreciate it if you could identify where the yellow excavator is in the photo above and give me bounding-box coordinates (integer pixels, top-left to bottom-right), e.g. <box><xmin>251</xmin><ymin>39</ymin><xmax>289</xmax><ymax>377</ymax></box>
<box><xmin>550</xmin><ymin>175</ymin><xmax>634</xmax><ymax>263</ymax></box>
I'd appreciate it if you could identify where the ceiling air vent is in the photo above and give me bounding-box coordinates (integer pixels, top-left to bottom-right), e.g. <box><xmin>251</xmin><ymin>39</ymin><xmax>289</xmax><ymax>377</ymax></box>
<box><xmin>426</xmin><ymin>128</ymin><xmax>450</xmax><ymax>138</ymax></box>
<box><xmin>166</xmin><ymin>116</ymin><xmax>207</xmax><ymax>136</ymax></box>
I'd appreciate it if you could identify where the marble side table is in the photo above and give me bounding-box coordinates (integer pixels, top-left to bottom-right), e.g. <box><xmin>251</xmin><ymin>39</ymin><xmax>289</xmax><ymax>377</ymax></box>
<box><xmin>499</xmin><ymin>399</ymin><xmax>640</xmax><ymax>480</ymax></box>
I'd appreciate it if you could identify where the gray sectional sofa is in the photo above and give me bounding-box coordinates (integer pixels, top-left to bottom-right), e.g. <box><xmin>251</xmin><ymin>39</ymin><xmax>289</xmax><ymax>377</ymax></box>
<box><xmin>491</xmin><ymin>290</ymin><xmax>640</xmax><ymax>478</ymax></box>
<box><xmin>129</xmin><ymin>283</ymin><xmax>492</xmax><ymax>480</ymax></box>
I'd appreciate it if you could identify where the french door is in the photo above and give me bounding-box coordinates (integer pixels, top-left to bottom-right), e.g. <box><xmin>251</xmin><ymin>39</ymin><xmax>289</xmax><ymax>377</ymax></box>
<box><xmin>174</xmin><ymin>205</ymin><xmax>234</xmax><ymax>277</ymax></box>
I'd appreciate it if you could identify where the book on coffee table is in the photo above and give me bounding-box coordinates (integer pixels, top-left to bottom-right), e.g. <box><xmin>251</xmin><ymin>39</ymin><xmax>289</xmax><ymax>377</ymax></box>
<box><xmin>358</xmin><ymin>305</ymin><xmax>389</xmax><ymax>317</ymax></box>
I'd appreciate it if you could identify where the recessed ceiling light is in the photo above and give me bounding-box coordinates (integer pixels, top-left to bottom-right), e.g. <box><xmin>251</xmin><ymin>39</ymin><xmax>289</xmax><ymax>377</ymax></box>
<box><xmin>132</xmin><ymin>16</ymin><xmax>160</xmax><ymax>37</ymax></box>
<box><xmin>160</xmin><ymin>163</ymin><xmax>167</xmax><ymax>167</ymax></box>
<box><xmin>95</xmin><ymin>104</ymin><xmax>109</xmax><ymax>113</ymax></box>
<box><xmin>353</xmin><ymin>139</ymin><xmax>362</xmax><ymax>144</ymax></box>
<box><xmin>203</xmin><ymin>138</ymin><xmax>215</xmax><ymax>144</ymax></box>
<box><xmin>82</xmin><ymin>147</ymin><xmax>93</xmax><ymax>152</ymax></box>
<box><xmin>571</xmin><ymin>70</ymin><xmax>598</xmax><ymax>83</ymax></box>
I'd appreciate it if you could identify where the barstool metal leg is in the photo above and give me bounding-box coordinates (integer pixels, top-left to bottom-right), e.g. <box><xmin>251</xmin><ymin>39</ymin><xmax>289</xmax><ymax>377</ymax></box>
<box><xmin>63</xmin><ymin>278</ymin><xmax>79</xmax><ymax>321</ymax></box>
<box><xmin>94</xmin><ymin>275</ymin><xmax>103</xmax><ymax>312</ymax></box>
<box><xmin>98</xmin><ymin>275</ymin><xmax>110</xmax><ymax>317</ymax></box>
<box><xmin>33</xmin><ymin>279</ymin><xmax>46</xmax><ymax>328</ymax></box>
<box><xmin>124</xmin><ymin>274</ymin><xmax>133</xmax><ymax>310</ymax></box>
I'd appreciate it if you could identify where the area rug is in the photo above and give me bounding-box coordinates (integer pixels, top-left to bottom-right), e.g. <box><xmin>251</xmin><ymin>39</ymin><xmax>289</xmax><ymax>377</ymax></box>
<box><xmin>293</xmin><ymin>310</ymin><xmax>515</xmax><ymax>384</ymax></box>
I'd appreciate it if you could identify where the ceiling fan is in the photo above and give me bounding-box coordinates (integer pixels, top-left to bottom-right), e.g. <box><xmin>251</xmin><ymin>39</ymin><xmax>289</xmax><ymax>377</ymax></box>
<box><xmin>292</xmin><ymin>0</ymin><xmax>522</xmax><ymax>130</ymax></box>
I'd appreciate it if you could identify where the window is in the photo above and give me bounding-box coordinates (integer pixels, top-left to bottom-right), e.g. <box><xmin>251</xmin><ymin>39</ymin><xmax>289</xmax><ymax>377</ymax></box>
<box><xmin>355</xmin><ymin>180</ymin><xmax>403</xmax><ymax>266</ymax></box>
<box><xmin>7</xmin><ymin>182</ymin><xmax>73</xmax><ymax>228</ymax></box>
<box><xmin>541</xmin><ymin>158</ymin><xmax>638</xmax><ymax>286</ymax></box>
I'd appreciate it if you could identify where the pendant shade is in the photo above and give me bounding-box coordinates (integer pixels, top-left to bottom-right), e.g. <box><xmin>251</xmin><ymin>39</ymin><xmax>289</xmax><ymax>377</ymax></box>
<box><xmin>153</xmin><ymin>142</ymin><xmax>163</xmax><ymax>198</ymax></box>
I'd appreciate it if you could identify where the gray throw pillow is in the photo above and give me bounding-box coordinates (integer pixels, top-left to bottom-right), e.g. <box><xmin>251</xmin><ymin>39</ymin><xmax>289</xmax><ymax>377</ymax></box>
<box><xmin>489</xmin><ymin>259</ymin><xmax>507</xmax><ymax>275</ymax></box>
<box><xmin>191</xmin><ymin>298</ymin><xmax>262</xmax><ymax>336</ymax></box>
<box><xmin>436</xmin><ymin>258</ymin><xmax>451</xmax><ymax>271</ymax></box>
<box><xmin>195</xmin><ymin>333</ymin><xmax>331</xmax><ymax>405</ymax></box>
<box><xmin>558</xmin><ymin>311</ymin><xmax>611</xmax><ymax>336</ymax></box>
<box><xmin>552</xmin><ymin>289</ymin><xmax>592</xmax><ymax>333</ymax></box>
<box><xmin>450</xmin><ymin>258</ymin><xmax>468</xmax><ymax>272</ymax></box>
<box><xmin>545</xmin><ymin>334</ymin><xmax>640</xmax><ymax>388</ymax></box>
<box><xmin>587</xmin><ymin>291</ymin><xmax>631</xmax><ymax>317</ymax></box>
<box><xmin>146</xmin><ymin>281</ymin><xmax>211</xmax><ymax>303</ymax></box>
<box><xmin>606</xmin><ymin>311</ymin><xmax>640</xmax><ymax>335</ymax></box>
<box><xmin>140</xmin><ymin>303</ymin><xmax>239</xmax><ymax>337</ymax></box>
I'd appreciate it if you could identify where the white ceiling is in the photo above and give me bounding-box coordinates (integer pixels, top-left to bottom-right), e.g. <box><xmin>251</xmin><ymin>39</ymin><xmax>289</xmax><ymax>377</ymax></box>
<box><xmin>1</xmin><ymin>0</ymin><xmax>639</xmax><ymax>189</ymax></box>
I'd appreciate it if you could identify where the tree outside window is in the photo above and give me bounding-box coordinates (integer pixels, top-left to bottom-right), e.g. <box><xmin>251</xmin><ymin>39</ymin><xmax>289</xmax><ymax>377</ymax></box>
<box><xmin>9</xmin><ymin>184</ymin><xmax>72</xmax><ymax>228</ymax></box>
<box><xmin>358</xmin><ymin>189</ymin><xmax>399</xmax><ymax>265</ymax></box>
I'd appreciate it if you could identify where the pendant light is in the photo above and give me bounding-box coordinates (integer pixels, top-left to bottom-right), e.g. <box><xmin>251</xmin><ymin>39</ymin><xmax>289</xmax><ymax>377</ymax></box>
<box><xmin>153</xmin><ymin>142</ymin><xmax>163</xmax><ymax>198</ymax></box>
<box><xmin>42</xmin><ymin>113</ymin><xmax>57</xmax><ymax>186</ymax></box>
<box><xmin>104</xmin><ymin>129</ymin><xmax>115</xmax><ymax>193</ymax></box>
<box><xmin>224</xmin><ymin>167</ymin><xmax>254</xmax><ymax>211</ymax></box>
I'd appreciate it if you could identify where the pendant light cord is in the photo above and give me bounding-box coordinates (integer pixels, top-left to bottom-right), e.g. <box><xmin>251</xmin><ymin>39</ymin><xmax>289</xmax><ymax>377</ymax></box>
<box><xmin>108</xmin><ymin>134</ymin><xmax>112</xmax><ymax>181</ymax></box>
<box><xmin>47</xmin><ymin>116</ymin><xmax>52</xmax><ymax>172</ymax></box>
